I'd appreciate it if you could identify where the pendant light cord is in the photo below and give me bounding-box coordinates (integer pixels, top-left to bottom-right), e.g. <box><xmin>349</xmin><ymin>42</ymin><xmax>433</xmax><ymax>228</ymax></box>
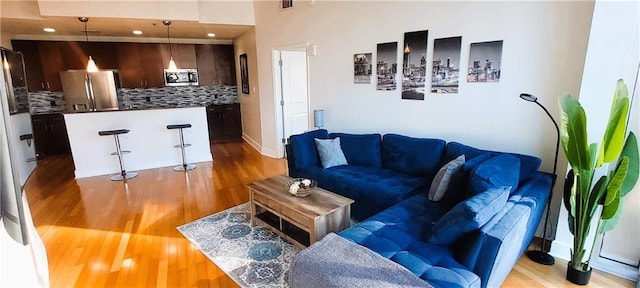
<box><xmin>165</xmin><ymin>21</ymin><xmax>173</xmax><ymax>57</ymax></box>
<box><xmin>84</xmin><ymin>21</ymin><xmax>88</xmax><ymax>42</ymax></box>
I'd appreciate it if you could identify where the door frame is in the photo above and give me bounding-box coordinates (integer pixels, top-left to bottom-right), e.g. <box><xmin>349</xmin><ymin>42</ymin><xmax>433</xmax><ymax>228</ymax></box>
<box><xmin>272</xmin><ymin>42</ymin><xmax>311</xmax><ymax>158</ymax></box>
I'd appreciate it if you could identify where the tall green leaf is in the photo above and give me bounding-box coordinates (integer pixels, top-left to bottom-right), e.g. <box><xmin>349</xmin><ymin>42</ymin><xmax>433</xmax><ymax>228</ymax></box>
<box><xmin>597</xmin><ymin>97</ymin><xmax>629</xmax><ymax>167</ymax></box>
<box><xmin>605</xmin><ymin>157</ymin><xmax>629</xmax><ymax>206</ymax></box>
<box><xmin>601</xmin><ymin>189</ymin><xmax>620</xmax><ymax>220</ymax></box>
<box><xmin>619</xmin><ymin>132</ymin><xmax>639</xmax><ymax>196</ymax></box>
<box><xmin>563</xmin><ymin>169</ymin><xmax>575</xmax><ymax>211</ymax></box>
<box><xmin>587</xmin><ymin>175</ymin><xmax>608</xmax><ymax>217</ymax></box>
<box><xmin>599</xmin><ymin>205</ymin><xmax>624</xmax><ymax>233</ymax></box>
<box><xmin>559</xmin><ymin>95</ymin><xmax>591</xmax><ymax>172</ymax></box>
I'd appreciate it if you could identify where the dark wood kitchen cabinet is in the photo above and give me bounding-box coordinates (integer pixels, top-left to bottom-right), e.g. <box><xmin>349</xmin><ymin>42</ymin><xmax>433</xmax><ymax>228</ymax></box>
<box><xmin>214</xmin><ymin>45</ymin><xmax>236</xmax><ymax>86</ymax></box>
<box><xmin>11</xmin><ymin>41</ymin><xmax>45</xmax><ymax>92</ymax></box>
<box><xmin>116</xmin><ymin>43</ymin><xmax>164</xmax><ymax>88</ymax></box>
<box><xmin>37</xmin><ymin>42</ymin><xmax>65</xmax><ymax>91</ymax></box>
<box><xmin>207</xmin><ymin>103</ymin><xmax>242</xmax><ymax>141</ymax></box>
<box><xmin>13</xmin><ymin>40</ymin><xmax>237</xmax><ymax>91</ymax></box>
<box><xmin>195</xmin><ymin>44</ymin><xmax>236</xmax><ymax>86</ymax></box>
<box><xmin>12</xmin><ymin>40</ymin><xmax>64</xmax><ymax>91</ymax></box>
<box><xmin>31</xmin><ymin>114</ymin><xmax>71</xmax><ymax>159</ymax></box>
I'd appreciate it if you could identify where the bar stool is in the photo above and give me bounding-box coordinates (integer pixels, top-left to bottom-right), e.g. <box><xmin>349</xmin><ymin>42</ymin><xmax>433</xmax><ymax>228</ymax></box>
<box><xmin>98</xmin><ymin>129</ymin><xmax>138</xmax><ymax>181</ymax></box>
<box><xmin>167</xmin><ymin>124</ymin><xmax>196</xmax><ymax>171</ymax></box>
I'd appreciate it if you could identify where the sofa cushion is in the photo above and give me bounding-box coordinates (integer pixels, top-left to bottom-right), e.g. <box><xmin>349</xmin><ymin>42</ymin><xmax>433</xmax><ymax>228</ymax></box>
<box><xmin>382</xmin><ymin>134</ymin><xmax>446</xmax><ymax>178</ymax></box>
<box><xmin>443</xmin><ymin>142</ymin><xmax>541</xmax><ymax>182</ymax></box>
<box><xmin>468</xmin><ymin>154</ymin><xmax>520</xmax><ymax>197</ymax></box>
<box><xmin>289</xmin><ymin>129</ymin><xmax>329</xmax><ymax>168</ymax></box>
<box><xmin>300</xmin><ymin>165</ymin><xmax>428</xmax><ymax>220</ymax></box>
<box><xmin>427</xmin><ymin>186</ymin><xmax>510</xmax><ymax>245</ymax></box>
<box><xmin>315</xmin><ymin>138</ymin><xmax>348</xmax><ymax>168</ymax></box>
<box><xmin>441</xmin><ymin>153</ymin><xmax>493</xmax><ymax>208</ymax></box>
<box><xmin>429</xmin><ymin>155</ymin><xmax>465</xmax><ymax>201</ymax></box>
<box><xmin>329</xmin><ymin>133</ymin><xmax>382</xmax><ymax>167</ymax></box>
<box><xmin>339</xmin><ymin>194</ymin><xmax>482</xmax><ymax>287</ymax></box>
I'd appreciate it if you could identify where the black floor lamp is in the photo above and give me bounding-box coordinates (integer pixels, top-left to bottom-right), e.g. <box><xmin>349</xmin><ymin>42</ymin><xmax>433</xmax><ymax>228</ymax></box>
<box><xmin>519</xmin><ymin>93</ymin><xmax>559</xmax><ymax>265</ymax></box>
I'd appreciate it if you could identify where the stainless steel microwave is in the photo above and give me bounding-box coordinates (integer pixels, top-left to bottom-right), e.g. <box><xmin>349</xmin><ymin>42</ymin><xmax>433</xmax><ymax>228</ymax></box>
<box><xmin>164</xmin><ymin>69</ymin><xmax>199</xmax><ymax>86</ymax></box>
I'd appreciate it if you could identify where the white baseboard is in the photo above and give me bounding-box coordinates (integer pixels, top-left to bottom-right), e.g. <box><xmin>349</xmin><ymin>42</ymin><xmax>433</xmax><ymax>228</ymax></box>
<box><xmin>551</xmin><ymin>240</ymin><xmax>639</xmax><ymax>282</ymax></box>
<box><xmin>549</xmin><ymin>239</ymin><xmax>572</xmax><ymax>261</ymax></box>
<box><xmin>261</xmin><ymin>146</ymin><xmax>281</xmax><ymax>159</ymax></box>
<box><xmin>242</xmin><ymin>133</ymin><xmax>262</xmax><ymax>154</ymax></box>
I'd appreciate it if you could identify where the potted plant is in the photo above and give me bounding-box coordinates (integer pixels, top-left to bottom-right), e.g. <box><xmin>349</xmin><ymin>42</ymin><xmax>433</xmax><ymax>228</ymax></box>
<box><xmin>559</xmin><ymin>79</ymin><xmax>639</xmax><ymax>285</ymax></box>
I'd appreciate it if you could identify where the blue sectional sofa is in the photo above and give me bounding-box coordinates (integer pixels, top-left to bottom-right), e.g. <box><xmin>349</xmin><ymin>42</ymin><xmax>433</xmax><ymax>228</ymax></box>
<box><xmin>286</xmin><ymin>130</ymin><xmax>553</xmax><ymax>288</ymax></box>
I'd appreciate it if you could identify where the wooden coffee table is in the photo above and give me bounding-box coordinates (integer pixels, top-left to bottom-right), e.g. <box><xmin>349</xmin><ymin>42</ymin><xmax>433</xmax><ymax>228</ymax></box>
<box><xmin>247</xmin><ymin>175</ymin><xmax>354</xmax><ymax>248</ymax></box>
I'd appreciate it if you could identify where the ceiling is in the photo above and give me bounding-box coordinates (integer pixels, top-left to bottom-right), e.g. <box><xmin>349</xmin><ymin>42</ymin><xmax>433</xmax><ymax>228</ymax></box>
<box><xmin>1</xmin><ymin>16</ymin><xmax>252</xmax><ymax>43</ymax></box>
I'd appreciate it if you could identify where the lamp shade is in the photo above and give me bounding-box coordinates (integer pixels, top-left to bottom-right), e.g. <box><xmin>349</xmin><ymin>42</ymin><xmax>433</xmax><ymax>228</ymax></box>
<box><xmin>86</xmin><ymin>56</ymin><xmax>98</xmax><ymax>72</ymax></box>
<box><xmin>313</xmin><ymin>109</ymin><xmax>324</xmax><ymax>128</ymax></box>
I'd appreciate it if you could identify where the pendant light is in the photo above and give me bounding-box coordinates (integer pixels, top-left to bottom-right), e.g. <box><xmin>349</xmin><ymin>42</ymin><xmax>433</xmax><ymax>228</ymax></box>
<box><xmin>163</xmin><ymin>20</ymin><xmax>178</xmax><ymax>72</ymax></box>
<box><xmin>79</xmin><ymin>17</ymin><xmax>99</xmax><ymax>72</ymax></box>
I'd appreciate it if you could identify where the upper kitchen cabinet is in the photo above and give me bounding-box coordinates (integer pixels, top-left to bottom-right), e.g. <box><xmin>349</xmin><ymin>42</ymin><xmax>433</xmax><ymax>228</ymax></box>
<box><xmin>59</xmin><ymin>42</ymin><xmax>118</xmax><ymax>70</ymax></box>
<box><xmin>37</xmin><ymin>42</ymin><xmax>64</xmax><ymax>91</ymax></box>
<box><xmin>10</xmin><ymin>41</ymin><xmax>45</xmax><ymax>92</ymax></box>
<box><xmin>12</xmin><ymin>40</ymin><xmax>64</xmax><ymax>91</ymax></box>
<box><xmin>160</xmin><ymin>44</ymin><xmax>197</xmax><ymax>69</ymax></box>
<box><xmin>214</xmin><ymin>45</ymin><xmax>236</xmax><ymax>86</ymax></box>
<box><xmin>195</xmin><ymin>44</ymin><xmax>236</xmax><ymax>86</ymax></box>
<box><xmin>116</xmin><ymin>43</ymin><xmax>164</xmax><ymax>88</ymax></box>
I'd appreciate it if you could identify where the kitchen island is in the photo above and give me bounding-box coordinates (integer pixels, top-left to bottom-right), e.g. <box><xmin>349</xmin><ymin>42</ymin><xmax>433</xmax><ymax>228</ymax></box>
<box><xmin>64</xmin><ymin>106</ymin><xmax>212</xmax><ymax>179</ymax></box>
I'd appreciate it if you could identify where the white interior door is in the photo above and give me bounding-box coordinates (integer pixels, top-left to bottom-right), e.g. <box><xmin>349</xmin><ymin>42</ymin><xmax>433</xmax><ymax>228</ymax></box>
<box><xmin>599</xmin><ymin>66</ymin><xmax>640</xmax><ymax>268</ymax></box>
<box><xmin>280</xmin><ymin>50</ymin><xmax>309</xmax><ymax>143</ymax></box>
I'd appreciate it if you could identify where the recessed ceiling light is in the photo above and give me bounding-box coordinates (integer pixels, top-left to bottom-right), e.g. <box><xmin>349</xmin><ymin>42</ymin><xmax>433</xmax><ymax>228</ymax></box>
<box><xmin>133</xmin><ymin>30</ymin><xmax>143</xmax><ymax>35</ymax></box>
<box><xmin>207</xmin><ymin>33</ymin><xmax>216</xmax><ymax>37</ymax></box>
<box><xmin>43</xmin><ymin>27</ymin><xmax>56</xmax><ymax>33</ymax></box>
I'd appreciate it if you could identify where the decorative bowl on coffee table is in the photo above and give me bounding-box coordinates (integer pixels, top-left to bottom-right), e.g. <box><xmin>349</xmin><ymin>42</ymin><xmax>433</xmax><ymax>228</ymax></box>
<box><xmin>285</xmin><ymin>178</ymin><xmax>318</xmax><ymax>197</ymax></box>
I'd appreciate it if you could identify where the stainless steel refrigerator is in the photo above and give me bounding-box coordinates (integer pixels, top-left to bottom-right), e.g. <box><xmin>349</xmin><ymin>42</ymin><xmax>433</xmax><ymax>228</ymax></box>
<box><xmin>60</xmin><ymin>70</ymin><xmax>121</xmax><ymax>112</ymax></box>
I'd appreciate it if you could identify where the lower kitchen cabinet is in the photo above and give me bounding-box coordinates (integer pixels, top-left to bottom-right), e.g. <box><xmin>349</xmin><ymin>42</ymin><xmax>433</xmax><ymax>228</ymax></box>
<box><xmin>31</xmin><ymin>114</ymin><xmax>71</xmax><ymax>159</ymax></box>
<box><xmin>207</xmin><ymin>103</ymin><xmax>242</xmax><ymax>142</ymax></box>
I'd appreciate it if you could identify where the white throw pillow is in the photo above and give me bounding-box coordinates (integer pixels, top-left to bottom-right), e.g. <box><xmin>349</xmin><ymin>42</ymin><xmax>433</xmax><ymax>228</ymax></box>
<box><xmin>428</xmin><ymin>155</ymin><xmax>465</xmax><ymax>201</ymax></box>
<box><xmin>314</xmin><ymin>137</ymin><xmax>348</xmax><ymax>168</ymax></box>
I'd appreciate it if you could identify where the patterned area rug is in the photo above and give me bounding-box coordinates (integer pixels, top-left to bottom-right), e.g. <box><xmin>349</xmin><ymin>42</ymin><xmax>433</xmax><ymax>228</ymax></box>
<box><xmin>177</xmin><ymin>203</ymin><xmax>300</xmax><ymax>288</ymax></box>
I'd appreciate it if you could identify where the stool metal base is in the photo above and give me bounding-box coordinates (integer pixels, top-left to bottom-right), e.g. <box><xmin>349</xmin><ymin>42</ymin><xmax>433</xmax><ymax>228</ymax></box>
<box><xmin>173</xmin><ymin>164</ymin><xmax>196</xmax><ymax>171</ymax></box>
<box><xmin>110</xmin><ymin>171</ymin><xmax>138</xmax><ymax>181</ymax></box>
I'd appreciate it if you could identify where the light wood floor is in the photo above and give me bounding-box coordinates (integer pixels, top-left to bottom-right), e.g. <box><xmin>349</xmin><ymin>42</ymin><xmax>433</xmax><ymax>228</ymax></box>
<box><xmin>24</xmin><ymin>141</ymin><xmax>635</xmax><ymax>287</ymax></box>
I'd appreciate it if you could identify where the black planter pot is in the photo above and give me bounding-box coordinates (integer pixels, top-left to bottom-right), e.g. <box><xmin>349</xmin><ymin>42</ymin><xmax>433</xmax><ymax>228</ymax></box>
<box><xmin>566</xmin><ymin>262</ymin><xmax>592</xmax><ymax>285</ymax></box>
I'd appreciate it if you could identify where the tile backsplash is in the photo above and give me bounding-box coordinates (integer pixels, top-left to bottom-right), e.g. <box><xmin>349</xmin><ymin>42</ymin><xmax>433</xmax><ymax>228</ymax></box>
<box><xmin>28</xmin><ymin>85</ymin><xmax>238</xmax><ymax>114</ymax></box>
<box><xmin>29</xmin><ymin>91</ymin><xmax>65</xmax><ymax>114</ymax></box>
<box><xmin>121</xmin><ymin>85</ymin><xmax>238</xmax><ymax>109</ymax></box>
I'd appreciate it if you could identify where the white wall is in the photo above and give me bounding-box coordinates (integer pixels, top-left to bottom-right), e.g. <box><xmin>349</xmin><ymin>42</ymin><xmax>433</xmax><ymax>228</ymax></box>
<box><xmin>253</xmin><ymin>0</ymin><xmax>594</xmax><ymax>236</ymax></box>
<box><xmin>550</xmin><ymin>0</ymin><xmax>640</xmax><ymax>280</ymax></box>
<box><xmin>234</xmin><ymin>27</ymin><xmax>263</xmax><ymax>152</ymax></box>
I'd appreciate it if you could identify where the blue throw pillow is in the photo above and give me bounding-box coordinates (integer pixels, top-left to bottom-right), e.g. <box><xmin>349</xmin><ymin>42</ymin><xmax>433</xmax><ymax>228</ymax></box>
<box><xmin>289</xmin><ymin>129</ymin><xmax>329</xmax><ymax>168</ymax></box>
<box><xmin>381</xmin><ymin>134</ymin><xmax>446</xmax><ymax>178</ymax></box>
<box><xmin>468</xmin><ymin>154</ymin><xmax>520</xmax><ymax>197</ymax></box>
<box><xmin>314</xmin><ymin>138</ymin><xmax>348</xmax><ymax>168</ymax></box>
<box><xmin>427</xmin><ymin>186</ymin><xmax>510</xmax><ymax>245</ymax></box>
<box><xmin>329</xmin><ymin>133</ymin><xmax>382</xmax><ymax>167</ymax></box>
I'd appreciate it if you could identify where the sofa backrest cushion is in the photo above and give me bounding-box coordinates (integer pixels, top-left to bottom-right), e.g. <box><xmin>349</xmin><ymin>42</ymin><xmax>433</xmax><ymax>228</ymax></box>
<box><xmin>329</xmin><ymin>133</ymin><xmax>382</xmax><ymax>167</ymax></box>
<box><xmin>468</xmin><ymin>154</ymin><xmax>521</xmax><ymax>197</ymax></box>
<box><xmin>289</xmin><ymin>129</ymin><xmax>329</xmax><ymax>169</ymax></box>
<box><xmin>427</xmin><ymin>186</ymin><xmax>510</xmax><ymax>245</ymax></box>
<box><xmin>382</xmin><ymin>134</ymin><xmax>446</xmax><ymax>178</ymax></box>
<box><xmin>443</xmin><ymin>142</ymin><xmax>541</xmax><ymax>183</ymax></box>
<box><xmin>441</xmin><ymin>153</ymin><xmax>493</xmax><ymax>208</ymax></box>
